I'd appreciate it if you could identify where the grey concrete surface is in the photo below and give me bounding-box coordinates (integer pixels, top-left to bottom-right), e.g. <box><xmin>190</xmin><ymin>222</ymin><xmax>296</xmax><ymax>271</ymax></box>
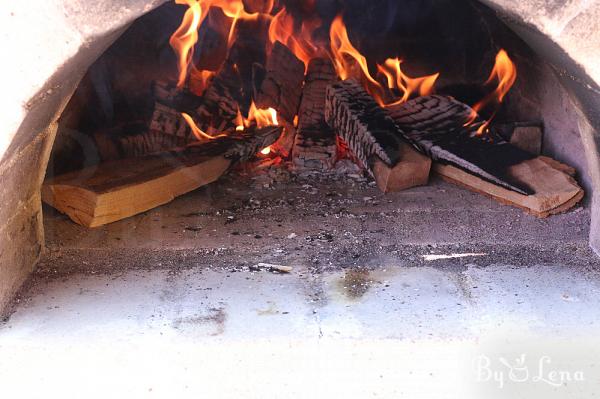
<box><xmin>1</xmin><ymin>262</ymin><xmax>600</xmax><ymax>398</ymax></box>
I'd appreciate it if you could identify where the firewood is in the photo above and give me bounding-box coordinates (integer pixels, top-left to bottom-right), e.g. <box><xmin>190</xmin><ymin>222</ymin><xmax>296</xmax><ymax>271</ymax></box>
<box><xmin>94</xmin><ymin>103</ymin><xmax>196</xmax><ymax>160</ymax></box>
<box><xmin>324</xmin><ymin>80</ymin><xmax>430</xmax><ymax>191</ymax></box>
<box><xmin>255</xmin><ymin>41</ymin><xmax>305</xmax><ymax>122</ymax></box>
<box><xmin>42</xmin><ymin>126</ymin><xmax>282</xmax><ymax>227</ymax></box>
<box><xmin>226</xmin><ymin>15</ymin><xmax>271</xmax><ymax>111</ymax></box>
<box><xmin>148</xmin><ymin>102</ymin><xmax>193</xmax><ymax>139</ymax></box>
<box><xmin>293</xmin><ymin>58</ymin><xmax>339</xmax><ymax>169</ymax></box>
<box><xmin>371</xmin><ymin>144</ymin><xmax>431</xmax><ymax>193</ymax></box>
<box><xmin>152</xmin><ymin>80</ymin><xmax>204</xmax><ymax>114</ymax></box>
<box><xmin>434</xmin><ymin>157</ymin><xmax>583</xmax><ymax>217</ymax></box>
<box><xmin>490</xmin><ymin>122</ymin><xmax>543</xmax><ymax>155</ymax></box>
<box><xmin>325</xmin><ymin>80</ymin><xmax>408</xmax><ymax>169</ymax></box>
<box><xmin>386</xmin><ymin>95</ymin><xmax>536</xmax><ymax>195</ymax></box>
<box><xmin>194</xmin><ymin>60</ymin><xmax>243</xmax><ymax>134</ymax></box>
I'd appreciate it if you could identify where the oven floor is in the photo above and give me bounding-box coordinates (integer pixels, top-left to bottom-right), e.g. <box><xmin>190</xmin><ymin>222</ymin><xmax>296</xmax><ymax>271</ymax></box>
<box><xmin>2</xmin><ymin>171</ymin><xmax>600</xmax><ymax>397</ymax></box>
<box><xmin>42</xmin><ymin>171</ymin><xmax>594</xmax><ymax>271</ymax></box>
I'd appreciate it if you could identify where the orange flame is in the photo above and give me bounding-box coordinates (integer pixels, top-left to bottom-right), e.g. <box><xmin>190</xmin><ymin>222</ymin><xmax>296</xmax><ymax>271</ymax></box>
<box><xmin>329</xmin><ymin>15</ymin><xmax>385</xmax><ymax>103</ymax></box>
<box><xmin>169</xmin><ymin>0</ymin><xmax>204</xmax><ymax>88</ymax></box>
<box><xmin>330</xmin><ymin>15</ymin><xmax>438</xmax><ymax>106</ymax></box>
<box><xmin>170</xmin><ymin>0</ymin><xmax>265</xmax><ymax>91</ymax></box>
<box><xmin>243</xmin><ymin>102</ymin><xmax>279</xmax><ymax>128</ymax></box>
<box><xmin>181</xmin><ymin>112</ymin><xmax>227</xmax><ymax>141</ymax></box>
<box><xmin>377</xmin><ymin>58</ymin><xmax>439</xmax><ymax>106</ymax></box>
<box><xmin>466</xmin><ymin>49</ymin><xmax>517</xmax><ymax>134</ymax></box>
<box><xmin>268</xmin><ymin>8</ymin><xmax>322</xmax><ymax>69</ymax></box>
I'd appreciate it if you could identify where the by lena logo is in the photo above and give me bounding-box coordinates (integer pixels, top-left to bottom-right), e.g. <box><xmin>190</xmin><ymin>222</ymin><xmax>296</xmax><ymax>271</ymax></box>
<box><xmin>474</xmin><ymin>354</ymin><xmax>585</xmax><ymax>388</ymax></box>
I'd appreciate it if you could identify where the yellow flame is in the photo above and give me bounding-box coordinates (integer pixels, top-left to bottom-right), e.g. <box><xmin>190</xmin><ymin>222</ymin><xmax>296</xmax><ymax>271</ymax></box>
<box><xmin>181</xmin><ymin>112</ymin><xmax>227</xmax><ymax>141</ymax></box>
<box><xmin>466</xmin><ymin>49</ymin><xmax>517</xmax><ymax>134</ymax></box>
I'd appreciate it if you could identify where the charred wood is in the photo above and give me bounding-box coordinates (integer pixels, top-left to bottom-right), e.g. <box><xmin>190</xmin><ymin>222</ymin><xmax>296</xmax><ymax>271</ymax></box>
<box><xmin>255</xmin><ymin>41</ymin><xmax>305</xmax><ymax>123</ymax></box>
<box><xmin>293</xmin><ymin>58</ymin><xmax>338</xmax><ymax>169</ymax></box>
<box><xmin>386</xmin><ymin>95</ymin><xmax>536</xmax><ymax>195</ymax></box>
<box><xmin>324</xmin><ymin>79</ymin><xmax>407</xmax><ymax>174</ymax></box>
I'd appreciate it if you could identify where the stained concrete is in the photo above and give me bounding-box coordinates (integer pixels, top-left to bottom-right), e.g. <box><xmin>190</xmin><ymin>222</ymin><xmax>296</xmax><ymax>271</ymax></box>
<box><xmin>2</xmin><ymin>262</ymin><xmax>600</xmax><ymax>398</ymax></box>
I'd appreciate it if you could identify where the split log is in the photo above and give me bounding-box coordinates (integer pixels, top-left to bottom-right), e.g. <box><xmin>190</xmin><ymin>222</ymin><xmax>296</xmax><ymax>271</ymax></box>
<box><xmin>386</xmin><ymin>95</ymin><xmax>536</xmax><ymax>195</ymax></box>
<box><xmin>434</xmin><ymin>157</ymin><xmax>583</xmax><ymax>217</ymax></box>
<box><xmin>371</xmin><ymin>145</ymin><xmax>431</xmax><ymax>193</ymax></box>
<box><xmin>325</xmin><ymin>80</ymin><xmax>408</xmax><ymax>170</ymax></box>
<box><xmin>94</xmin><ymin>102</ymin><xmax>196</xmax><ymax>160</ymax></box>
<box><xmin>490</xmin><ymin>121</ymin><xmax>543</xmax><ymax>155</ymax></box>
<box><xmin>387</xmin><ymin>95</ymin><xmax>582</xmax><ymax>215</ymax></box>
<box><xmin>148</xmin><ymin>102</ymin><xmax>193</xmax><ymax>139</ymax></box>
<box><xmin>226</xmin><ymin>15</ymin><xmax>271</xmax><ymax>111</ymax></box>
<box><xmin>293</xmin><ymin>58</ymin><xmax>339</xmax><ymax>169</ymax></box>
<box><xmin>42</xmin><ymin>126</ymin><xmax>282</xmax><ymax>227</ymax></box>
<box><xmin>325</xmin><ymin>80</ymin><xmax>430</xmax><ymax>190</ymax></box>
<box><xmin>195</xmin><ymin>60</ymin><xmax>244</xmax><ymax>135</ymax></box>
<box><xmin>255</xmin><ymin>41</ymin><xmax>305</xmax><ymax>122</ymax></box>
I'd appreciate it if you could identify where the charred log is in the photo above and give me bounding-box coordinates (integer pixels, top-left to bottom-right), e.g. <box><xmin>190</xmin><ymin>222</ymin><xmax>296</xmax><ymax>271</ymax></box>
<box><xmin>255</xmin><ymin>41</ymin><xmax>305</xmax><ymax>123</ymax></box>
<box><xmin>386</xmin><ymin>95</ymin><xmax>536</xmax><ymax>195</ymax></box>
<box><xmin>324</xmin><ymin>79</ymin><xmax>407</xmax><ymax>174</ymax></box>
<box><xmin>293</xmin><ymin>58</ymin><xmax>338</xmax><ymax>169</ymax></box>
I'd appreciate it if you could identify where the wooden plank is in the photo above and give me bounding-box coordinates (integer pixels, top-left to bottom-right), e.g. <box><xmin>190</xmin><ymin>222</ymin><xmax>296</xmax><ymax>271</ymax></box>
<box><xmin>434</xmin><ymin>157</ymin><xmax>583</xmax><ymax>217</ymax></box>
<box><xmin>371</xmin><ymin>142</ymin><xmax>431</xmax><ymax>192</ymax></box>
<box><xmin>324</xmin><ymin>80</ymin><xmax>430</xmax><ymax>191</ymax></box>
<box><xmin>43</xmin><ymin>126</ymin><xmax>282</xmax><ymax>227</ymax></box>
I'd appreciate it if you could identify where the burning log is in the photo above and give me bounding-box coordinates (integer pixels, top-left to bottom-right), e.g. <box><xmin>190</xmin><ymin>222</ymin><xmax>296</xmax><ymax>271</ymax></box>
<box><xmin>152</xmin><ymin>80</ymin><xmax>204</xmax><ymax>114</ymax></box>
<box><xmin>324</xmin><ymin>80</ymin><xmax>431</xmax><ymax>191</ymax></box>
<box><xmin>293</xmin><ymin>58</ymin><xmax>339</xmax><ymax>170</ymax></box>
<box><xmin>195</xmin><ymin>60</ymin><xmax>244</xmax><ymax>134</ymax></box>
<box><xmin>386</xmin><ymin>95</ymin><xmax>536</xmax><ymax>195</ymax></box>
<box><xmin>42</xmin><ymin>126</ymin><xmax>282</xmax><ymax>227</ymax></box>
<box><xmin>255</xmin><ymin>41</ymin><xmax>305</xmax><ymax>123</ymax></box>
<box><xmin>386</xmin><ymin>95</ymin><xmax>582</xmax><ymax>215</ymax></box>
<box><xmin>94</xmin><ymin>102</ymin><xmax>196</xmax><ymax>160</ymax></box>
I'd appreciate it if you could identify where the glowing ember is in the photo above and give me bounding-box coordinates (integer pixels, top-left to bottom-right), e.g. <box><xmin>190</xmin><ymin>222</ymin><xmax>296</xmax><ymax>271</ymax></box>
<box><xmin>466</xmin><ymin>49</ymin><xmax>517</xmax><ymax>134</ymax></box>
<box><xmin>260</xmin><ymin>146</ymin><xmax>272</xmax><ymax>155</ymax></box>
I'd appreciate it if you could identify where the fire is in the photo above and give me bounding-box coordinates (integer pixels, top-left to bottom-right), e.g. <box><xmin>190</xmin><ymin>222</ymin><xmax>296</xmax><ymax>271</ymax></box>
<box><xmin>169</xmin><ymin>0</ymin><xmax>203</xmax><ymax>88</ymax></box>
<box><xmin>260</xmin><ymin>146</ymin><xmax>272</xmax><ymax>155</ymax></box>
<box><xmin>377</xmin><ymin>58</ymin><xmax>439</xmax><ymax>106</ymax></box>
<box><xmin>170</xmin><ymin>0</ymin><xmax>266</xmax><ymax>91</ymax></box>
<box><xmin>329</xmin><ymin>15</ymin><xmax>385</xmax><ymax>103</ymax></box>
<box><xmin>243</xmin><ymin>102</ymin><xmax>279</xmax><ymax>128</ymax></box>
<box><xmin>329</xmin><ymin>15</ymin><xmax>438</xmax><ymax>106</ymax></box>
<box><xmin>466</xmin><ymin>49</ymin><xmax>517</xmax><ymax>134</ymax></box>
<box><xmin>181</xmin><ymin>112</ymin><xmax>227</xmax><ymax>141</ymax></box>
<box><xmin>268</xmin><ymin>8</ymin><xmax>322</xmax><ymax>69</ymax></box>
